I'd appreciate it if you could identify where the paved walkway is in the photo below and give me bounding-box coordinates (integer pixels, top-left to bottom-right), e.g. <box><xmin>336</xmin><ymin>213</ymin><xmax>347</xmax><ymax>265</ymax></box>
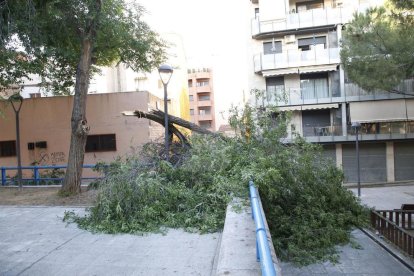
<box><xmin>0</xmin><ymin>206</ymin><xmax>220</xmax><ymax>276</ymax></box>
<box><xmin>281</xmin><ymin>185</ymin><xmax>414</xmax><ymax>276</ymax></box>
<box><xmin>350</xmin><ymin>185</ymin><xmax>414</xmax><ymax>210</ymax></box>
<box><xmin>281</xmin><ymin>229</ymin><xmax>413</xmax><ymax>275</ymax></box>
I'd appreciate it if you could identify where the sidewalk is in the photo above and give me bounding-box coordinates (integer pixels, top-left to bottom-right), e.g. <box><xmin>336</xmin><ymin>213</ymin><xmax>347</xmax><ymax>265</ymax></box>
<box><xmin>280</xmin><ymin>185</ymin><xmax>414</xmax><ymax>275</ymax></box>
<box><xmin>350</xmin><ymin>185</ymin><xmax>414</xmax><ymax>210</ymax></box>
<box><xmin>0</xmin><ymin>206</ymin><xmax>220</xmax><ymax>276</ymax></box>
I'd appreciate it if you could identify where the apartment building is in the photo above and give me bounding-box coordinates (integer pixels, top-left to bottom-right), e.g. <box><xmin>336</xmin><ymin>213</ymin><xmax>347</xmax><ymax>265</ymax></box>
<box><xmin>248</xmin><ymin>0</ymin><xmax>414</xmax><ymax>183</ymax></box>
<box><xmin>188</xmin><ymin>68</ymin><xmax>216</xmax><ymax>131</ymax></box>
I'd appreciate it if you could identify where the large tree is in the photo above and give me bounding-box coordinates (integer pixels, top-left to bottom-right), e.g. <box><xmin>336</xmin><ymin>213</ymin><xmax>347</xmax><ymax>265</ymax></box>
<box><xmin>0</xmin><ymin>0</ymin><xmax>166</xmax><ymax>194</ymax></box>
<box><xmin>340</xmin><ymin>0</ymin><xmax>414</xmax><ymax>92</ymax></box>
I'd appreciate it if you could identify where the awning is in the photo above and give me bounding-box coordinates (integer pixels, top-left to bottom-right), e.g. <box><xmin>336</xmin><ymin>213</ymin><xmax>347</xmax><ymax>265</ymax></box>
<box><xmin>350</xmin><ymin>100</ymin><xmax>408</xmax><ymax>123</ymax></box>
<box><xmin>277</xmin><ymin>103</ymin><xmax>338</xmax><ymax>112</ymax></box>
<box><xmin>262</xmin><ymin>68</ymin><xmax>298</xmax><ymax>77</ymax></box>
<box><xmin>277</xmin><ymin>106</ymin><xmax>302</xmax><ymax>111</ymax></box>
<box><xmin>299</xmin><ymin>64</ymin><xmax>338</xmax><ymax>74</ymax></box>
<box><xmin>301</xmin><ymin>103</ymin><xmax>338</xmax><ymax>110</ymax></box>
<box><xmin>262</xmin><ymin>64</ymin><xmax>338</xmax><ymax>77</ymax></box>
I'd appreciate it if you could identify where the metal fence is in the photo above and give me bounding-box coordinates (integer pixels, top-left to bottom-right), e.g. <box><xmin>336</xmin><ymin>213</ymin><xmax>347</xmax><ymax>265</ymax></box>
<box><xmin>249</xmin><ymin>180</ymin><xmax>277</xmax><ymax>276</ymax></box>
<box><xmin>0</xmin><ymin>164</ymin><xmax>104</xmax><ymax>186</ymax></box>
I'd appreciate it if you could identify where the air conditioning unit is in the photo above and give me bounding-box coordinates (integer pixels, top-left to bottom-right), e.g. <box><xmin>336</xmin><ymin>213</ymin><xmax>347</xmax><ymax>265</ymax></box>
<box><xmin>284</xmin><ymin>35</ymin><xmax>296</xmax><ymax>44</ymax></box>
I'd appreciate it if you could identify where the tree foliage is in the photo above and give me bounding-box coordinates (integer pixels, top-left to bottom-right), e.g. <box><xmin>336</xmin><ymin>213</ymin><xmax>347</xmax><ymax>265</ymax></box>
<box><xmin>1</xmin><ymin>0</ymin><xmax>166</xmax><ymax>194</ymax></box>
<box><xmin>65</xmin><ymin>99</ymin><xmax>367</xmax><ymax>265</ymax></box>
<box><xmin>340</xmin><ymin>0</ymin><xmax>414</xmax><ymax>92</ymax></box>
<box><xmin>0</xmin><ymin>0</ymin><xmax>166</xmax><ymax>93</ymax></box>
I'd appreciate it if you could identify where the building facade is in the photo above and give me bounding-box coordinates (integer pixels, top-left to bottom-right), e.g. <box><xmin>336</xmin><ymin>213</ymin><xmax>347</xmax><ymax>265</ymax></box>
<box><xmin>0</xmin><ymin>92</ymin><xmax>164</xmax><ymax>178</ymax></box>
<box><xmin>247</xmin><ymin>0</ymin><xmax>414</xmax><ymax>183</ymax></box>
<box><xmin>188</xmin><ymin>68</ymin><xmax>216</xmax><ymax>131</ymax></box>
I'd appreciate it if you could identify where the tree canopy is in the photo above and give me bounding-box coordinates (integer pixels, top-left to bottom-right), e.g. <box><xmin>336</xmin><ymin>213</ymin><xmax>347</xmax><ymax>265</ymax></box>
<box><xmin>0</xmin><ymin>0</ymin><xmax>166</xmax><ymax>94</ymax></box>
<box><xmin>340</xmin><ymin>0</ymin><xmax>414</xmax><ymax>92</ymax></box>
<box><xmin>1</xmin><ymin>0</ymin><xmax>167</xmax><ymax>194</ymax></box>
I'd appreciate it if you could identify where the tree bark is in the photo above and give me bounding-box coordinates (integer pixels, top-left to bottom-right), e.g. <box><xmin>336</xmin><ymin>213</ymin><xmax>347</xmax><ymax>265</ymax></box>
<box><xmin>127</xmin><ymin>109</ymin><xmax>219</xmax><ymax>136</ymax></box>
<box><xmin>60</xmin><ymin>39</ymin><xmax>93</xmax><ymax>195</ymax></box>
<box><xmin>123</xmin><ymin>109</ymin><xmax>226</xmax><ymax>141</ymax></box>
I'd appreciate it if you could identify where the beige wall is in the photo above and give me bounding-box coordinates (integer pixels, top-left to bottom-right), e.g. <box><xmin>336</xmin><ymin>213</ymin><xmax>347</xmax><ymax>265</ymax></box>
<box><xmin>0</xmin><ymin>92</ymin><xmax>158</xmax><ymax>174</ymax></box>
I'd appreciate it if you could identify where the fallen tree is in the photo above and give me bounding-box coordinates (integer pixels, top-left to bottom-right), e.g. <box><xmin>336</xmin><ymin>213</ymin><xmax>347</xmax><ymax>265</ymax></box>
<box><xmin>65</xmin><ymin>103</ymin><xmax>367</xmax><ymax>266</ymax></box>
<box><xmin>122</xmin><ymin>109</ymin><xmax>222</xmax><ymax>147</ymax></box>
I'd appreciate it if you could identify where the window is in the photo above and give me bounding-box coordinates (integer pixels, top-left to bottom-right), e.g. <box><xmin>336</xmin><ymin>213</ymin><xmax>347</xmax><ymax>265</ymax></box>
<box><xmin>298</xmin><ymin>36</ymin><xmax>326</xmax><ymax>51</ymax></box>
<box><xmin>0</xmin><ymin>141</ymin><xmax>16</xmax><ymax>157</ymax></box>
<box><xmin>263</xmin><ymin>41</ymin><xmax>282</xmax><ymax>55</ymax></box>
<box><xmin>300</xmin><ymin>73</ymin><xmax>329</xmax><ymax>99</ymax></box>
<box><xmin>199</xmin><ymin>108</ymin><xmax>211</xmax><ymax>115</ymax></box>
<box><xmin>302</xmin><ymin>110</ymin><xmax>331</xmax><ymax>137</ymax></box>
<box><xmin>255</xmin><ymin>8</ymin><xmax>259</xmax><ymax>19</ymax></box>
<box><xmin>135</xmin><ymin>78</ymin><xmax>148</xmax><ymax>91</ymax></box>
<box><xmin>188</xmin><ymin>80</ymin><xmax>193</xmax><ymax>87</ymax></box>
<box><xmin>296</xmin><ymin>0</ymin><xmax>324</xmax><ymax>12</ymax></box>
<box><xmin>196</xmin><ymin>79</ymin><xmax>209</xmax><ymax>87</ymax></box>
<box><xmin>198</xmin><ymin>94</ymin><xmax>210</xmax><ymax>101</ymax></box>
<box><xmin>190</xmin><ymin>109</ymin><xmax>194</xmax><ymax>115</ymax></box>
<box><xmin>85</xmin><ymin>134</ymin><xmax>116</xmax><ymax>152</ymax></box>
<box><xmin>30</xmin><ymin>93</ymin><xmax>41</xmax><ymax>98</ymax></box>
<box><xmin>266</xmin><ymin>77</ymin><xmax>284</xmax><ymax>102</ymax></box>
<box><xmin>189</xmin><ymin>95</ymin><xmax>194</xmax><ymax>101</ymax></box>
<box><xmin>199</xmin><ymin>121</ymin><xmax>212</xmax><ymax>129</ymax></box>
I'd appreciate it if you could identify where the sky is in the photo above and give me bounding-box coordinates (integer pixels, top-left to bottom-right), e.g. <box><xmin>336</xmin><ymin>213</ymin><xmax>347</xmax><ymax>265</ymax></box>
<box><xmin>138</xmin><ymin>0</ymin><xmax>251</xmax><ymax>129</ymax></box>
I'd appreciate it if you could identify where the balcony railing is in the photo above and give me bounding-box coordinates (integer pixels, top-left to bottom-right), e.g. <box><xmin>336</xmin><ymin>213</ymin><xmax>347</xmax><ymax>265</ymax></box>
<box><xmin>347</xmin><ymin>122</ymin><xmax>414</xmax><ymax>136</ymax></box>
<box><xmin>254</xmin><ymin>48</ymin><xmax>340</xmax><ymax>73</ymax></box>
<box><xmin>198</xmin><ymin>114</ymin><xmax>213</xmax><ymax>121</ymax></box>
<box><xmin>251</xmin><ymin>6</ymin><xmax>370</xmax><ymax>36</ymax></box>
<box><xmin>296</xmin><ymin>122</ymin><xmax>414</xmax><ymax>143</ymax></box>
<box><xmin>262</xmin><ymin>79</ymin><xmax>414</xmax><ymax>107</ymax></box>
<box><xmin>264</xmin><ymin>87</ymin><xmax>341</xmax><ymax>107</ymax></box>
<box><xmin>345</xmin><ymin>79</ymin><xmax>414</xmax><ymax>100</ymax></box>
<box><xmin>303</xmin><ymin>125</ymin><xmax>343</xmax><ymax>137</ymax></box>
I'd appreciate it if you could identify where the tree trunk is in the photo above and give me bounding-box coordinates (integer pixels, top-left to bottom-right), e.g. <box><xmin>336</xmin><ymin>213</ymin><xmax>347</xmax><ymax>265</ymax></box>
<box><xmin>60</xmin><ymin>39</ymin><xmax>93</xmax><ymax>195</ymax></box>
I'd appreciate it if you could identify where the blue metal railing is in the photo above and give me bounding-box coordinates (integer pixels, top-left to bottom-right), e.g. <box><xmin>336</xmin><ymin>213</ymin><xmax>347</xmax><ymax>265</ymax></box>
<box><xmin>249</xmin><ymin>180</ymin><xmax>277</xmax><ymax>276</ymax></box>
<box><xmin>1</xmin><ymin>164</ymin><xmax>103</xmax><ymax>186</ymax></box>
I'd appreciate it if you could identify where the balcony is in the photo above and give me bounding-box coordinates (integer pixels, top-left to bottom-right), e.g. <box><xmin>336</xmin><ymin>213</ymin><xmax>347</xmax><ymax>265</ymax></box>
<box><xmin>251</xmin><ymin>6</ymin><xmax>364</xmax><ymax>37</ymax></box>
<box><xmin>303</xmin><ymin>125</ymin><xmax>342</xmax><ymax>136</ymax></box>
<box><xmin>349</xmin><ymin>122</ymin><xmax>414</xmax><ymax>139</ymax></box>
<box><xmin>299</xmin><ymin>122</ymin><xmax>414</xmax><ymax>143</ymax></box>
<box><xmin>254</xmin><ymin>48</ymin><xmax>339</xmax><ymax>74</ymax></box>
<box><xmin>198</xmin><ymin>114</ymin><xmax>213</xmax><ymax>121</ymax></box>
<box><xmin>265</xmin><ymin>87</ymin><xmax>342</xmax><ymax>107</ymax></box>
<box><xmin>197</xmin><ymin>100</ymin><xmax>212</xmax><ymax>107</ymax></box>
<box><xmin>345</xmin><ymin>79</ymin><xmax>414</xmax><ymax>102</ymax></box>
<box><xmin>294</xmin><ymin>121</ymin><xmax>414</xmax><ymax>143</ymax></box>
<box><xmin>263</xmin><ymin>79</ymin><xmax>414</xmax><ymax>108</ymax></box>
<box><xmin>195</xmin><ymin>85</ymin><xmax>211</xmax><ymax>93</ymax></box>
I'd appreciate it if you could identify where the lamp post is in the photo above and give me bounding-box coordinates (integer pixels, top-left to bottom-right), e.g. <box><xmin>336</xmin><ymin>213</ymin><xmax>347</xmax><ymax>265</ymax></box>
<box><xmin>352</xmin><ymin>122</ymin><xmax>361</xmax><ymax>197</ymax></box>
<box><xmin>158</xmin><ymin>64</ymin><xmax>174</xmax><ymax>162</ymax></box>
<box><xmin>9</xmin><ymin>93</ymin><xmax>24</xmax><ymax>190</ymax></box>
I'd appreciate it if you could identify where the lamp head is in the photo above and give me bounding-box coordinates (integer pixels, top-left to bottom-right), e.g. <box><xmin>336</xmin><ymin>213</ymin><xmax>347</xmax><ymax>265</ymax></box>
<box><xmin>158</xmin><ymin>64</ymin><xmax>174</xmax><ymax>85</ymax></box>
<box><xmin>9</xmin><ymin>93</ymin><xmax>24</xmax><ymax>112</ymax></box>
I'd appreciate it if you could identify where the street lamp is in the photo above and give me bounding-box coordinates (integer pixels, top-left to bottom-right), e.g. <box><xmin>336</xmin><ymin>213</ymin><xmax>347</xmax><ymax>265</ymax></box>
<box><xmin>9</xmin><ymin>93</ymin><xmax>24</xmax><ymax>190</ymax></box>
<box><xmin>158</xmin><ymin>64</ymin><xmax>173</xmax><ymax>162</ymax></box>
<box><xmin>352</xmin><ymin>121</ymin><xmax>361</xmax><ymax>197</ymax></box>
